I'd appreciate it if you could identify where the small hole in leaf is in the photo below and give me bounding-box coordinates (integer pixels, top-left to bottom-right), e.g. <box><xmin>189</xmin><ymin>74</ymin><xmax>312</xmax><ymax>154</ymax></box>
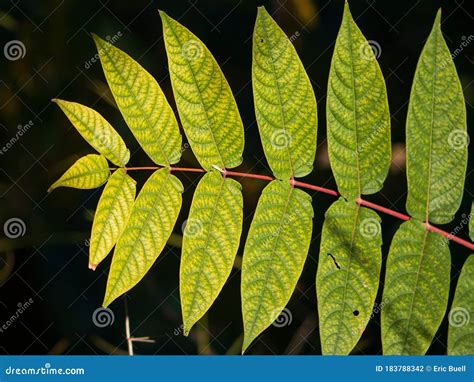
<box><xmin>353</xmin><ymin>310</ymin><xmax>359</xmax><ymax>316</ymax></box>
<box><xmin>260</xmin><ymin>38</ymin><xmax>264</xmax><ymax>43</ymax></box>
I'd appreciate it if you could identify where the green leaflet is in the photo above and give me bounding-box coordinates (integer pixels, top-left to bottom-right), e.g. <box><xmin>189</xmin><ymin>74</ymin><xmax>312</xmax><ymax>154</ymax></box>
<box><xmin>326</xmin><ymin>3</ymin><xmax>391</xmax><ymax>198</ymax></box>
<box><xmin>241</xmin><ymin>180</ymin><xmax>313</xmax><ymax>353</ymax></box>
<box><xmin>89</xmin><ymin>169</ymin><xmax>136</xmax><ymax>270</ymax></box>
<box><xmin>180</xmin><ymin>171</ymin><xmax>243</xmax><ymax>335</ymax></box>
<box><xmin>93</xmin><ymin>34</ymin><xmax>182</xmax><ymax>166</ymax></box>
<box><xmin>103</xmin><ymin>168</ymin><xmax>183</xmax><ymax>307</ymax></box>
<box><xmin>49</xmin><ymin>154</ymin><xmax>110</xmax><ymax>192</ymax></box>
<box><xmin>447</xmin><ymin>255</ymin><xmax>474</xmax><ymax>355</ymax></box>
<box><xmin>406</xmin><ymin>11</ymin><xmax>467</xmax><ymax>224</ymax></box>
<box><xmin>160</xmin><ymin>11</ymin><xmax>244</xmax><ymax>170</ymax></box>
<box><xmin>317</xmin><ymin>198</ymin><xmax>382</xmax><ymax>355</ymax></box>
<box><xmin>381</xmin><ymin>220</ymin><xmax>450</xmax><ymax>355</ymax></box>
<box><xmin>52</xmin><ymin>99</ymin><xmax>130</xmax><ymax>167</ymax></box>
<box><xmin>252</xmin><ymin>7</ymin><xmax>317</xmax><ymax>180</ymax></box>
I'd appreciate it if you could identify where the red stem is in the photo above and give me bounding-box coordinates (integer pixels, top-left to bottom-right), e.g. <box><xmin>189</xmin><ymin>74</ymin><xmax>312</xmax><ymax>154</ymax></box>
<box><xmin>122</xmin><ymin>166</ymin><xmax>474</xmax><ymax>251</ymax></box>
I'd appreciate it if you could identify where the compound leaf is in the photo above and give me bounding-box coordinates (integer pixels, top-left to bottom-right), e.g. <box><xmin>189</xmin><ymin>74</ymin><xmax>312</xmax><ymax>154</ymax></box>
<box><xmin>103</xmin><ymin>168</ymin><xmax>183</xmax><ymax>307</ymax></box>
<box><xmin>252</xmin><ymin>6</ymin><xmax>317</xmax><ymax>180</ymax></box>
<box><xmin>89</xmin><ymin>169</ymin><xmax>136</xmax><ymax>270</ymax></box>
<box><xmin>93</xmin><ymin>34</ymin><xmax>182</xmax><ymax>166</ymax></box>
<box><xmin>447</xmin><ymin>255</ymin><xmax>474</xmax><ymax>355</ymax></box>
<box><xmin>381</xmin><ymin>220</ymin><xmax>450</xmax><ymax>355</ymax></box>
<box><xmin>180</xmin><ymin>171</ymin><xmax>243</xmax><ymax>335</ymax></box>
<box><xmin>160</xmin><ymin>11</ymin><xmax>244</xmax><ymax>170</ymax></box>
<box><xmin>317</xmin><ymin>198</ymin><xmax>382</xmax><ymax>354</ymax></box>
<box><xmin>49</xmin><ymin>154</ymin><xmax>110</xmax><ymax>192</ymax></box>
<box><xmin>326</xmin><ymin>3</ymin><xmax>391</xmax><ymax>198</ymax></box>
<box><xmin>241</xmin><ymin>180</ymin><xmax>313</xmax><ymax>353</ymax></box>
<box><xmin>52</xmin><ymin>99</ymin><xmax>130</xmax><ymax>167</ymax></box>
<box><xmin>406</xmin><ymin>11</ymin><xmax>467</xmax><ymax>224</ymax></box>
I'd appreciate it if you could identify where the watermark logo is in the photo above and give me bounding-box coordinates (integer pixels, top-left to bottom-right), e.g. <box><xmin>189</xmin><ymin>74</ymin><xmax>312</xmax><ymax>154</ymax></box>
<box><xmin>359</xmin><ymin>218</ymin><xmax>381</xmax><ymax>238</ymax></box>
<box><xmin>3</xmin><ymin>218</ymin><xmax>26</xmax><ymax>239</ymax></box>
<box><xmin>181</xmin><ymin>218</ymin><xmax>203</xmax><ymax>238</ymax></box>
<box><xmin>84</xmin><ymin>31</ymin><xmax>122</xmax><ymax>69</ymax></box>
<box><xmin>270</xmin><ymin>129</ymin><xmax>292</xmax><ymax>150</ymax></box>
<box><xmin>448</xmin><ymin>307</ymin><xmax>470</xmax><ymax>328</ymax></box>
<box><xmin>272</xmin><ymin>307</ymin><xmax>293</xmax><ymax>328</ymax></box>
<box><xmin>182</xmin><ymin>39</ymin><xmax>203</xmax><ymax>61</ymax></box>
<box><xmin>448</xmin><ymin>129</ymin><xmax>469</xmax><ymax>150</ymax></box>
<box><xmin>4</xmin><ymin>40</ymin><xmax>26</xmax><ymax>61</ymax></box>
<box><xmin>359</xmin><ymin>40</ymin><xmax>381</xmax><ymax>61</ymax></box>
<box><xmin>92</xmin><ymin>307</ymin><xmax>115</xmax><ymax>328</ymax></box>
<box><xmin>0</xmin><ymin>121</ymin><xmax>34</xmax><ymax>156</ymax></box>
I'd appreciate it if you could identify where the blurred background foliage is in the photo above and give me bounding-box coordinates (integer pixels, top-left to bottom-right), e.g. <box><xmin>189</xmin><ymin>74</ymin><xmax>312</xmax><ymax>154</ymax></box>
<box><xmin>0</xmin><ymin>0</ymin><xmax>472</xmax><ymax>355</ymax></box>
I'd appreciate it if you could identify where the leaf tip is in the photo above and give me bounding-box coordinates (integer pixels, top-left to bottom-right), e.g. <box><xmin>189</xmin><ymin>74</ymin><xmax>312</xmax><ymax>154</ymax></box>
<box><xmin>435</xmin><ymin>8</ymin><xmax>442</xmax><ymax>25</ymax></box>
<box><xmin>88</xmin><ymin>262</ymin><xmax>98</xmax><ymax>271</ymax></box>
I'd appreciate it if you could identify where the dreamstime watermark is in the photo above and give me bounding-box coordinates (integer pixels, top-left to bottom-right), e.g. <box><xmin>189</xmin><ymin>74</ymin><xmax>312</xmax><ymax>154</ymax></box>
<box><xmin>92</xmin><ymin>307</ymin><xmax>115</xmax><ymax>328</ymax></box>
<box><xmin>173</xmin><ymin>324</ymin><xmax>184</xmax><ymax>336</ymax></box>
<box><xmin>3</xmin><ymin>40</ymin><xmax>26</xmax><ymax>61</ymax></box>
<box><xmin>370</xmin><ymin>298</ymin><xmax>390</xmax><ymax>319</ymax></box>
<box><xmin>272</xmin><ymin>307</ymin><xmax>292</xmax><ymax>328</ymax></box>
<box><xmin>181</xmin><ymin>218</ymin><xmax>203</xmax><ymax>238</ymax></box>
<box><xmin>357</xmin><ymin>123</ymin><xmax>387</xmax><ymax>153</ymax></box>
<box><xmin>84</xmin><ymin>31</ymin><xmax>123</xmax><ymax>69</ymax></box>
<box><xmin>92</xmin><ymin>129</ymin><xmax>117</xmax><ymax>152</ymax></box>
<box><xmin>4</xmin><ymin>363</ymin><xmax>85</xmax><ymax>376</ymax></box>
<box><xmin>272</xmin><ymin>212</ymin><xmax>296</xmax><ymax>237</ymax></box>
<box><xmin>448</xmin><ymin>307</ymin><xmax>470</xmax><ymax>328</ymax></box>
<box><xmin>270</xmin><ymin>129</ymin><xmax>292</xmax><ymax>150</ymax></box>
<box><xmin>0</xmin><ymin>120</ymin><xmax>34</xmax><ymax>156</ymax></box>
<box><xmin>448</xmin><ymin>129</ymin><xmax>470</xmax><ymax>150</ymax></box>
<box><xmin>442</xmin><ymin>212</ymin><xmax>471</xmax><ymax>247</ymax></box>
<box><xmin>0</xmin><ymin>298</ymin><xmax>34</xmax><ymax>334</ymax></box>
<box><xmin>359</xmin><ymin>40</ymin><xmax>381</xmax><ymax>61</ymax></box>
<box><xmin>359</xmin><ymin>218</ymin><xmax>381</xmax><ymax>238</ymax></box>
<box><xmin>3</xmin><ymin>218</ymin><xmax>26</xmax><ymax>239</ymax></box>
<box><xmin>440</xmin><ymin>35</ymin><xmax>474</xmax><ymax>68</ymax></box>
<box><xmin>182</xmin><ymin>39</ymin><xmax>203</xmax><ymax>61</ymax></box>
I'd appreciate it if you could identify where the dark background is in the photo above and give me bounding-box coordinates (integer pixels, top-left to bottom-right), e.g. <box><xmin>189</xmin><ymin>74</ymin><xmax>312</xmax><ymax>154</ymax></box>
<box><xmin>0</xmin><ymin>0</ymin><xmax>472</xmax><ymax>355</ymax></box>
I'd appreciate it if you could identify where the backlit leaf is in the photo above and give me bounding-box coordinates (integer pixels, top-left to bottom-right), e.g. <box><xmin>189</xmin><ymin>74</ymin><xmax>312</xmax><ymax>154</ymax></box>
<box><xmin>52</xmin><ymin>99</ymin><xmax>130</xmax><ymax>167</ymax></box>
<box><xmin>381</xmin><ymin>220</ymin><xmax>450</xmax><ymax>355</ymax></box>
<box><xmin>103</xmin><ymin>168</ymin><xmax>183</xmax><ymax>307</ymax></box>
<box><xmin>180</xmin><ymin>171</ymin><xmax>243</xmax><ymax>335</ymax></box>
<box><xmin>405</xmin><ymin>11</ymin><xmax>467</xmax><ymax>224</ymax></box>
<box><xmin>326</xmin><ymin>3</ymin><xmax>391</xmax><ymax>198</ymax></box>
<box><xmin>89</xmin><ymin>169</ymin><xmax>136</xmax><ymax>270</ymax></box>
<box><xmin>252</xmin><ymin>7</ymin><xmax>317</xmax><ymax>180</ymax></box>
<box><xmin>49</xmin><ymin>154</ymin><xmax>110</xmax><ymax>192</ymax></box>
<box><xmin>447</xmin><ymin>255</ymin><xmax>474</xmax><ymax>355</ymax></box>
<box><xmin>160</xmin><ymin>11</ymin><xmax>244</xmax><ymax>170</ymax></box>
<box><xmin>317</xmin><ymin>198</ymin><xmax>382</xmax><ymax>354</ymax></box>
<box><xmin>93</xmin><ymin>34</ymin><xmax>182</xmax><ymax>166</ymax></box>
<box><xmin>241</xmin><ymin>180</ymin><xmax>313</xmax><ymax>353</ymax></box>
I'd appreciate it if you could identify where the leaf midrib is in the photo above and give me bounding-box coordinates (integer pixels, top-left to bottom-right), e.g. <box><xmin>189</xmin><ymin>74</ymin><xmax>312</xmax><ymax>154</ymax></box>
<box><xmin>424</xmin><ymin>27</ymin><xmax>439</xmax><ymax>223</ymax></box>
<box><xmin>345</xmin><ymin>15</ymin><xmax>361</xmax><ymax>196</ymax></box>
<box><xmin>399</xmin><ymin>228</ymin><xmax>429</xmax><ymax>354</ymax></box>
<box><xmin>245</xmin><ymin>183</ymin><xmax>294</xmax><ymax>342</ymax></box>
<box><xmin>91</xmin><ymin>171</ymin><xmax>131</xmax><ymax>263</ymax></box>
<box><xmin>163</xmin><ymin>17</ymin><xmax>225</xmax><ymax>169</ymax></box>
<box><xmin>185</xmin><ymin>174</ymin><xmax>226</xmax><ymax>325</ymax></box>
<box><xmin>258</xmin><ymin>15</ymin><xmax>294</xmax><ymax>178</ymax></box>
<box><xmin>101</xmin><ymin>45</ymin><xmax>171</xmax><ymax>167</ymax></box>
<box><xmin>107</xmin><ymin>172</ymin><xmax>169</xmax><ymax>301</ymax></box>
<box><xmin>331</xmin><ymin>203</ymin><xmax>361</xmax><ymax>352</ymax></box>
